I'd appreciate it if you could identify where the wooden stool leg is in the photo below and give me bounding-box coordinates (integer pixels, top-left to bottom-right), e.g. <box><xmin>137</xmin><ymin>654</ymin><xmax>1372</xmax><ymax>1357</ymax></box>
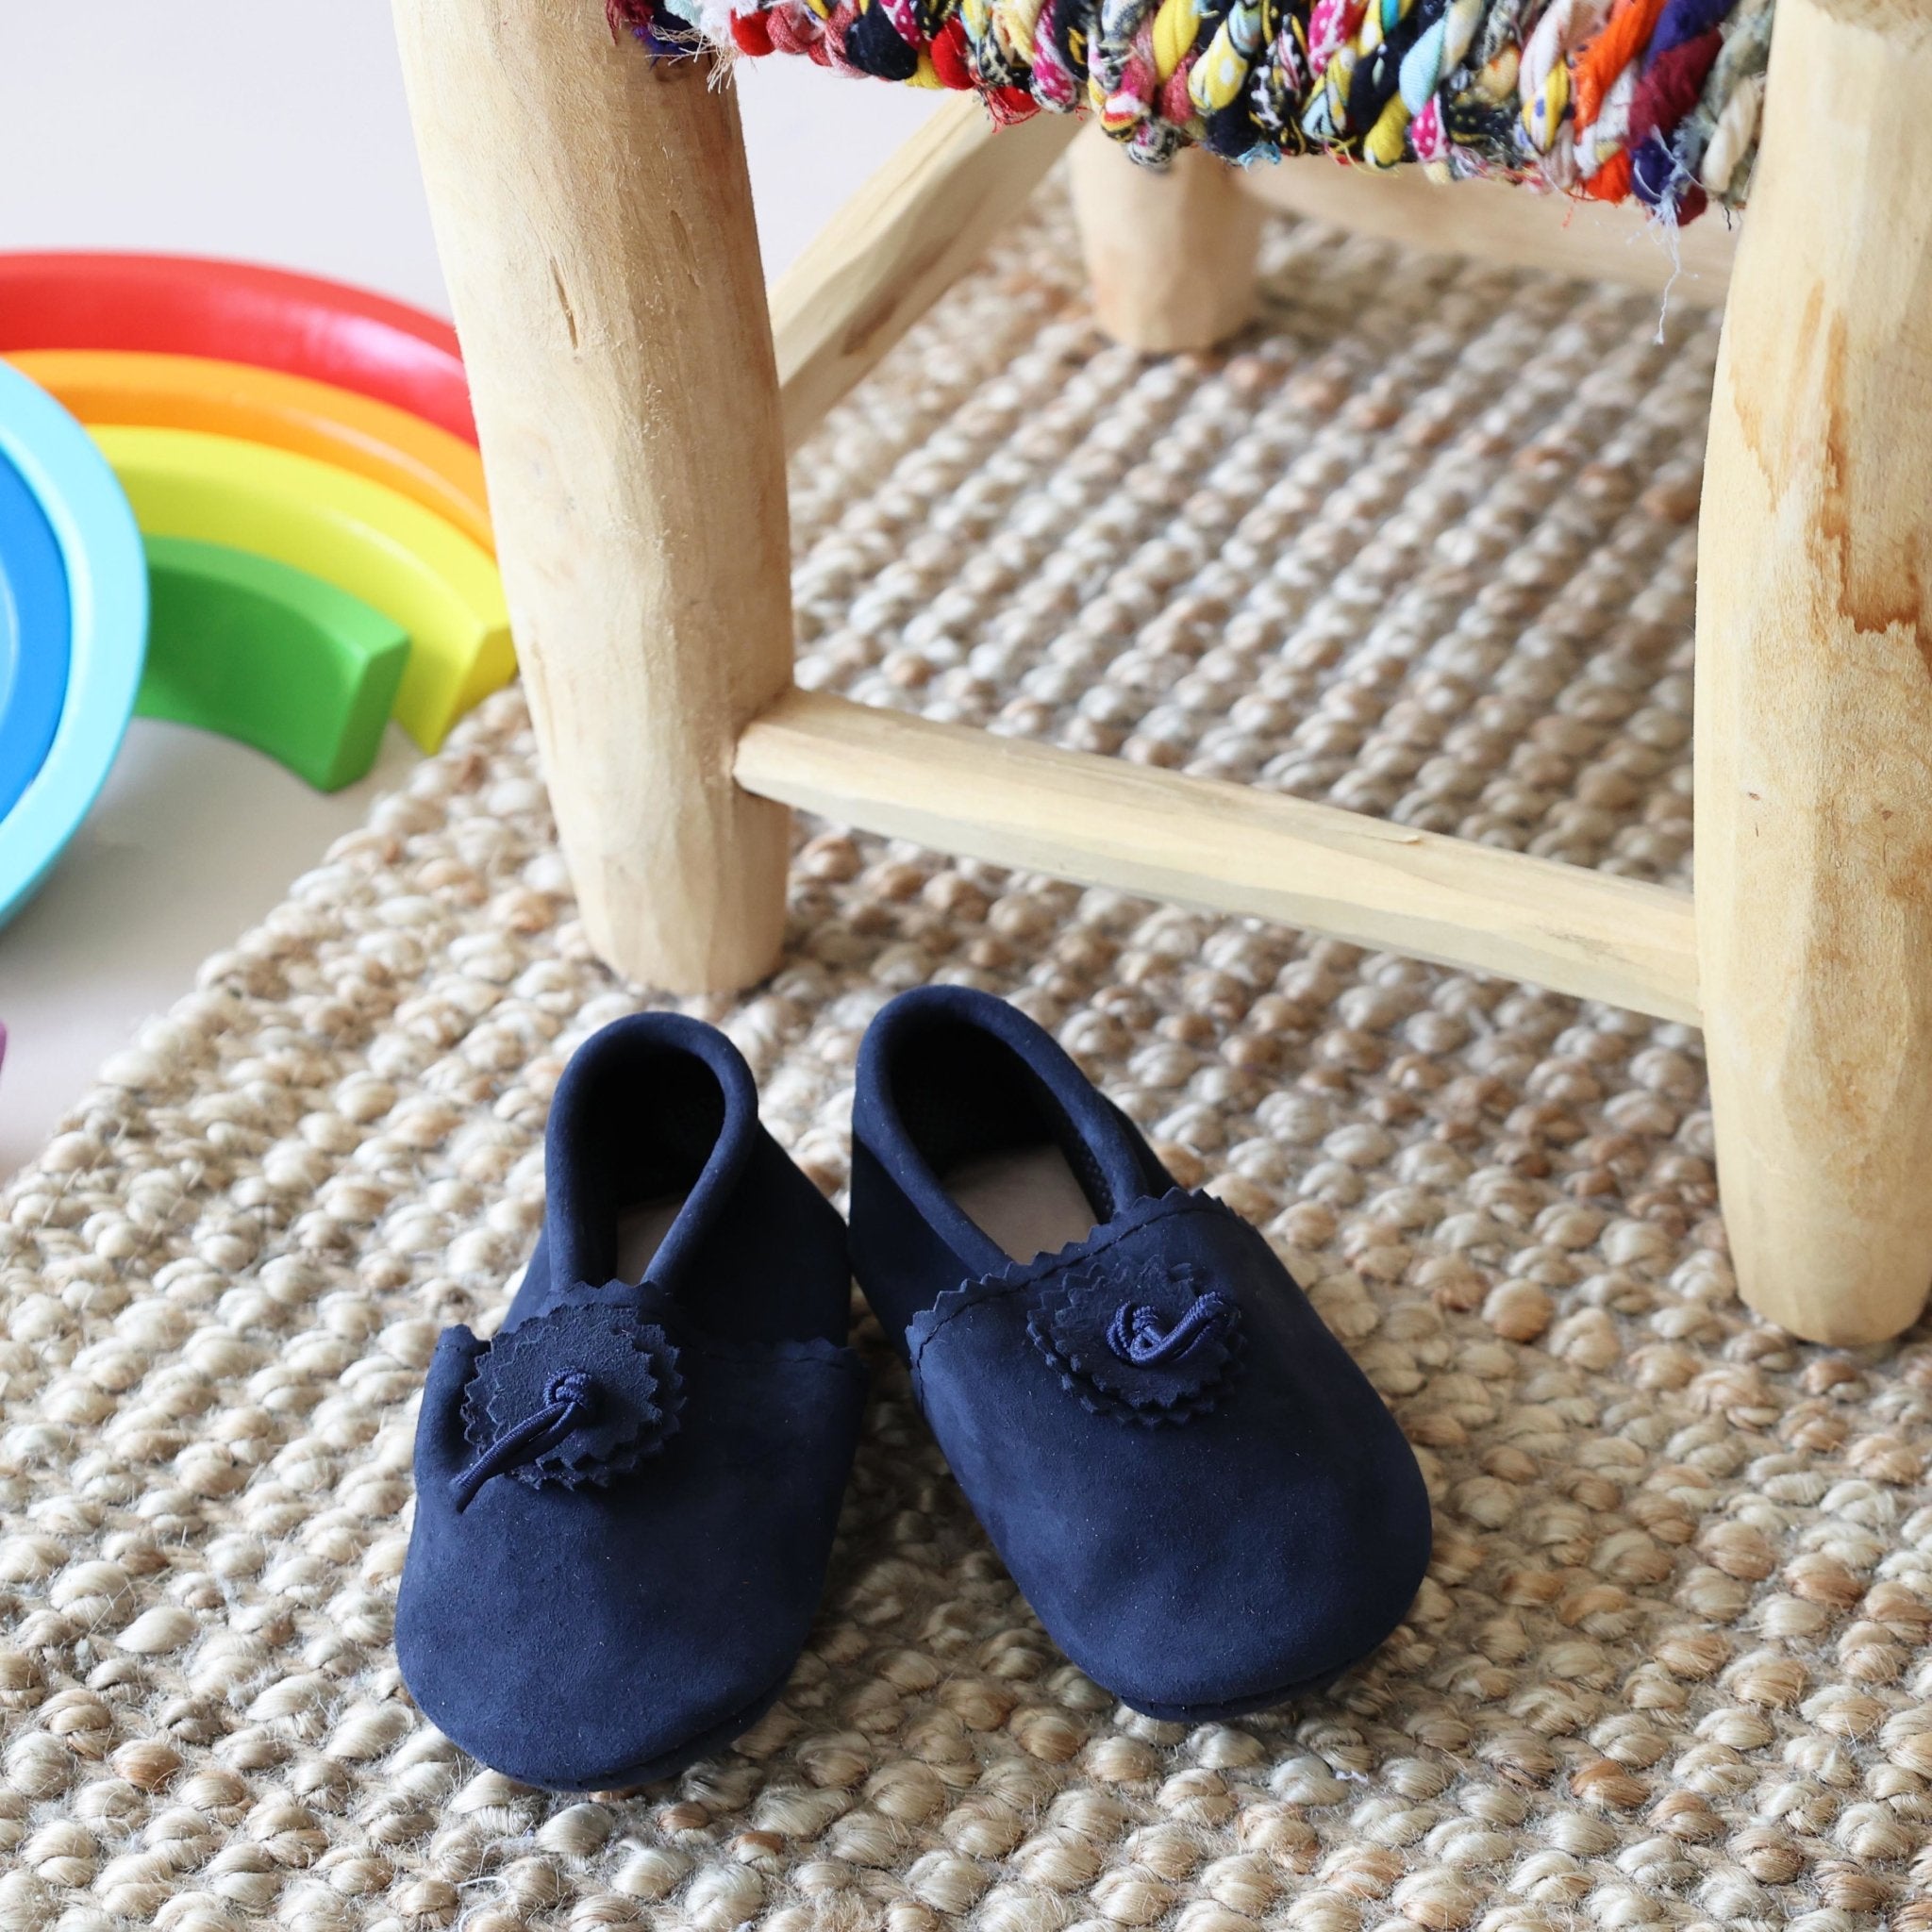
<box><xmin>391</xmin><ymin>1</ymin><xmax>791</xmax><ymax>993</ymax></box>
<box><xmin>1696</xmin><ymin>0</ymin><xmax>1932</xmax><ymax>1344</ymax></box>
<box><xmin>1067</xmin><ymin>128</ymin><xmax>1264</xmax><ymax>353</ymax></box>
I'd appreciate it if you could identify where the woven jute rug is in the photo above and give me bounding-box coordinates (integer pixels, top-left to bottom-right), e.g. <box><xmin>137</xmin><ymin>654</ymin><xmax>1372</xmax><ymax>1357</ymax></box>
<box><xmin>6</xmin><ymin>192</ymin><xmax>1929</xmax><ymax>1932</ymax></box>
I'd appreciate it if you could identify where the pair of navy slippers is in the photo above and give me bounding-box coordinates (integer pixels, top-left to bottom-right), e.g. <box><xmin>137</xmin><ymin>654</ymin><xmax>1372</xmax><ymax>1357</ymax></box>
<box><xmin>397</xmin><ymin>987</ymin><xmax>1432</xmax><ymax>1791</ymax></box>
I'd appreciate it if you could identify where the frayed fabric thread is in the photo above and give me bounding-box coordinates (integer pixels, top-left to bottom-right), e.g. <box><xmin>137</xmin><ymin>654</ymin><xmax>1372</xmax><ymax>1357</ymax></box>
<box><xmin>608</xmin><ymin>0</ymin><xmax>1767</xmax><ymax>220</ymax></box>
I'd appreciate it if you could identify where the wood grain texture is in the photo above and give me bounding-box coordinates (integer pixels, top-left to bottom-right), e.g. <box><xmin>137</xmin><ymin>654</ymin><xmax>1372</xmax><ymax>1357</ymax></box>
<box><xmin>773</xmin><ymin>98</ymin><xmax>1077</xmax><ymax>455</ymax></box>
<box><xmin>1067</xmin><ymin>130</ymin><xmax>1267</xmax><ymax>351</ymax></box>
<box><xmin>1696</xmin><ymin>0</ymin><xmax>1932</xmax><ymax>1342</ymax></box>
<box><xmin>1240</xmin><ymin>153</ymin><xmax>1739</xmax><ymax>307</ymax></box>
<box><xmin>737</xmin><ymin>689</ymin><xmax>1701</xmax><ymax>1022</ymax></box>
<box><xmin>391</xmin><ymin>1</ymin><xmax>791</xmax><ymax>992</ymax></box>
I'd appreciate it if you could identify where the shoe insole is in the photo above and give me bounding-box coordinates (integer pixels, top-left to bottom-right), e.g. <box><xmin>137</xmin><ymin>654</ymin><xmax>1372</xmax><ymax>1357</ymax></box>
<box><xmin>949</xmin><ymin>1144</ymin><xmax>1098</xmax><ymax>1263</ymax></box>
<box><xmin>616</xmin><ymin>1195</ymin><xmax>686</xmax><ymax>1284</ymax></box>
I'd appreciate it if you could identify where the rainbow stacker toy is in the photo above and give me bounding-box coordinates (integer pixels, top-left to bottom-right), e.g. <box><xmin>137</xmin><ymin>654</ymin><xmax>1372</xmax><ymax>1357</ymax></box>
<box><xmin>0</xmin><ymin>254</ymin><xmax>507</xmax><ymax>762</ymax></box>
<box><xmin>0</xmin><ymin>253</ymin><xmax>512</xmax><ymax>931</ymax></box>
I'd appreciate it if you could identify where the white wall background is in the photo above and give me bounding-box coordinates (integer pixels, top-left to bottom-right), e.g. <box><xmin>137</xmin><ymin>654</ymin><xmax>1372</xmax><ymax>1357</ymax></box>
<box><xmin>0</xmin><ymin>2</ymin><xmax>940</xmax><ymax>1178</ymax></box>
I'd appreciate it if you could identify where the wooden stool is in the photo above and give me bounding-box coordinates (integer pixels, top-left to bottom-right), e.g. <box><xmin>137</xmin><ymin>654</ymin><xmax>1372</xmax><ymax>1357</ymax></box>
<box><xmin>391</xmin><ymin>0</ymin><xmax>1932</xmax><ymax>1347</ymax></box>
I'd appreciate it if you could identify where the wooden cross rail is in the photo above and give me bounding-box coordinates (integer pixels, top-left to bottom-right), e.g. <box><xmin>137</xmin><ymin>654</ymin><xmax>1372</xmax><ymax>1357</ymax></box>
<box><xmin>736</xmin><ymin>688</ymin><xmax>1701</xmax><ymax>1023</ymax></box>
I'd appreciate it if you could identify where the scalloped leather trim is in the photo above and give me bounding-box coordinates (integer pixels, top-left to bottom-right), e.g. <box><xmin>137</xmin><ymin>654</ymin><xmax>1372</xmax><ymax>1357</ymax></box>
<box><xmin>460</xmin><ymin>1286</ymin><xmax>869</xmax><ymax>1495</ymax></box>
<box><xmin>460</xmin><ymin>1295</ymin><xmax>685</xmax><ymax>1491</ymax></box>
<box><xmin>907</xmin><ymin>1189</ymin><xmax>1263</xmax><ymax>1425</ymax></box>
<box><xmin>906</xmin><ymin>1188</ymin><xmax>1238</xmax><ymax>1369</ymax></box>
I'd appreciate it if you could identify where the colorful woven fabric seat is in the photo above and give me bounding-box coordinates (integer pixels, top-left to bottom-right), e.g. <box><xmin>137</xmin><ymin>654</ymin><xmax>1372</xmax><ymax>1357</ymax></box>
<box><xmin>609</xmin><ymin>0</ymin><xmax>1771</xmax><ymax>221</ymax></box>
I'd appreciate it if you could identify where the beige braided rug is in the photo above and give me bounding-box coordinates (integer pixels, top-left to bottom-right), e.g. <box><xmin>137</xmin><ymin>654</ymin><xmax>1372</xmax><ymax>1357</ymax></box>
<box><xmin>6</xmin><ymin>192</ymin><xmax>1930</xmax><ymax>1932</ymax></box>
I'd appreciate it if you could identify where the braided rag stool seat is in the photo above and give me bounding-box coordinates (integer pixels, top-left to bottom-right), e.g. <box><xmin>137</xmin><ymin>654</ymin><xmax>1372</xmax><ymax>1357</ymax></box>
<box><xmin>609</xmin><ymin>0</ymin><xmax>1771</xmax><ymax>221</ymax></box>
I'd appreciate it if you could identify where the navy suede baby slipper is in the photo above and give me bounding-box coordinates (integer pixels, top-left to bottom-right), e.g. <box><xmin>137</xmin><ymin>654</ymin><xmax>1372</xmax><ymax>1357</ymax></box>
<box><xmin>851</xmin><ymin>984</ymin><xmax>1431</xmax><ymax>1721</ymax></box>
<box><xmin>397</xmin><ymin>1013</ymin><xmax>866</xmax><ymax>1791</ymax></box>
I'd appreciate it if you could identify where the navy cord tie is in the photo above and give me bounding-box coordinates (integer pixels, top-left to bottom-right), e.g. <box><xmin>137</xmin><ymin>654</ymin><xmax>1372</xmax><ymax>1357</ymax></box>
<box><xmin>450</xmin><ymin>1370</ymin><xmax>598</xmax><ymax>1510</ymax></box>
<box><xmin>1032</xmin><ymin>1255</ymin><xmax>1244</xmax><ymax>1424</ymax></box>
<box><xmin>1106</xmin><ymin>1291</ymin><xmax>1236</xmax><ymax>1366</ymax></box>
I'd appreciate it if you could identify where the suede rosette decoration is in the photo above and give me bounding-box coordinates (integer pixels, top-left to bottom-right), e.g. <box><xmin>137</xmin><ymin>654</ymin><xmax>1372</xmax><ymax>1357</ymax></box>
<box><xmin>1028</xmin><ymin>1257</ymin><xmax>1243</xmax><ymax>1425</ymax></box>
<box><xmin>450</xmin><ymin>1296</ymin><xmax>685</xmax><ymax>1508</ymax></box>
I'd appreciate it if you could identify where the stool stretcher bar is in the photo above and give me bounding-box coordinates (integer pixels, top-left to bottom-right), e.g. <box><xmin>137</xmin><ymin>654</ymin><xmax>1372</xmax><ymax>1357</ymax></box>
<box><xmin>737</xmin><ymin>688</ymin><xmax>1703</xmax><ymax>1025</ymax></box>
